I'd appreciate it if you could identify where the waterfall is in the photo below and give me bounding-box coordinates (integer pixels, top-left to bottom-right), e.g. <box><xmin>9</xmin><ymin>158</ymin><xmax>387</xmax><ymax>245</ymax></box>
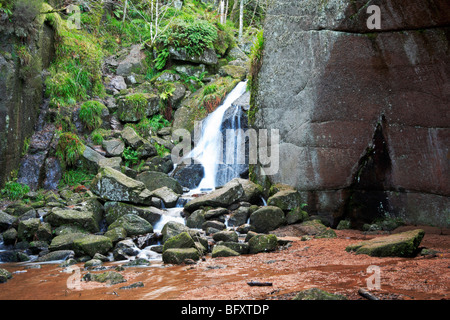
<box><xmin>189</xmin><ymin>81</ymin><xmax>248</xmax><ymax>191</ymax></box>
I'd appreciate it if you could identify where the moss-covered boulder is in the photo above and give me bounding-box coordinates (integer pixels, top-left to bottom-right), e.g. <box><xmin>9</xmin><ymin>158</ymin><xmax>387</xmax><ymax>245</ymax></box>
<box><xmin>108</xmin><ymin>214</ymin><xmax>153</xmax><ymax>236</ymax></box>
<box><xmin>296</xmin><ymin>219</ymin><xmax>336</xmax><ymax>238</ymax></box>
<box><xmin>17</xmin><ymin>218</ymin><xmax>41</xmax><ymax>241</ymax></box>
<box><xmin>45</xmin><ymin>209</ymin><xmax>99</xmax><ymax>233</ymax></box>
<box><xmin>346</xmin><ymin>229</ymin><xmax>425</xmax><ymax>257</ymax></box>
<box><xmin>248</xmin><ymin>234</ymin><xmax>278</xmax><ymax>254</ymax></box>
<box><xmin>49</xmin><ymin>232</ymin><xmax>88</xmax><ymax>251</ymax></box>
<box><xmin>212</xmin><ymin>245</ymin><xmax>240</xmax><ymax>258</ymax></box>
<box><xmin>0</xmin><ymin>211</ymin><xmax>17</xmax><ymax>232</ymax></box>
<box><xmin>249</xmin><ymin>206</ymin><xmax>286</xmax><ymax>233</ymax></box>
<box><xmin>162</xmin><ymin>232</ymin><xmax>196</xmax><ymax>252</ymax></box>
<box><xmin>212</xmin><ymin>230</ymin><xmax>239</xmax><ymax>243</ymax></box>
<box><xmin>292</xmin><ymin>288</ymin><xmax>347</xmax><ymax>300</ymax></box>
<box><xmin>104</xmin><ymin>227</ymin><xmax>127</xmax><ymax>243</ymax></box>
<box><xmin>219</xmin><ymin>65</ymin><xmax>247</xmax><ymax>80</ymax></box>
<box><xmin>267</xmin><ymin>189</ymin><xmax>303</xmax><ymax>212</ymax></box>
<box><xmin>82</xmin><ymin>271</ymin><xmax>126</xmax><ymax>285</ymax></box>
<box><xmin>162</xmin><ymin>248</ymin><xmax>200</xmax><ymax>264</ymax></box>
<box><xmin>117</xmin><ymin>92</ymin><xmax>160</xmax><ymax>122</ymax></box>
<box><xmin>286</xmin><ymin>207</ymin><xmax>308</xmax><ymax>225</ymax></box>
<box><xmin>218</xmin><ymin>241</ymin><xmax>249</xmax><ymax>254</ymax></box>
<box><xmin>73</xmin><ymin>235</ymin><xmax>113</xmax><ymax>257</ymax></box>
<box><xmin>0</xmin><ymin>268</ymin><xmax>13</xmax><ymax>283</ymax></box>
<box><xmin>161</xmin><ymin>221</ymin><xmax>190</xmax><ymax>243</ymax></box>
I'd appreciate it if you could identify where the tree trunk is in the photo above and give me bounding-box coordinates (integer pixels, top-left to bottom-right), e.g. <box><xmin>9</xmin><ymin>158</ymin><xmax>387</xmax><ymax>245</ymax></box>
<box><xmin>238</xmin><ymin>0</ymin><xmax>244</xmax><ymax>41</ymax></box>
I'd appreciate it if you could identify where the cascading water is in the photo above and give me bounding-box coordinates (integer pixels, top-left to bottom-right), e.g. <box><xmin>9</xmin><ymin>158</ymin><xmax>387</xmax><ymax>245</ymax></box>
<box><xmin>188</xmin><ymin>81</ymin><xmax>248</xmax><ymax>191</ymax></box>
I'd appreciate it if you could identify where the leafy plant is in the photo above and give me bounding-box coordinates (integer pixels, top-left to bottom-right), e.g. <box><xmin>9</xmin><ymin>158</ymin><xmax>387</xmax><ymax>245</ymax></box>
<box><xmin>123</xmin><ymin>147</ymin><xmax>139</xmax><ymax>167</ymax></box>
<box><xmin>56</xmin><ymin>132</ymin><xmax>86</xmax><ymax>168</ymax></box>
<box><xmin>154</xmin><ymin>48</ymin><xmax>170</xmax><ymax>70</ymax></box>
<box><xmin>0</xmin><ymin>181</ymin><xmax>30</xmax><ymax>201</ymax></box>
<box><xmin>79</xmin><ymin>101</ymin><xmax>106</xmax><ymax>131</ymax></box>
<box><xmin>60</xmin><ymin>168</ymin><xmax>95</xmax><ymax>188</ymax></box>
<box><xmin>153</xmin><ymin>143</ymin><xmax>169</xmax><ymax>157</ymax></box>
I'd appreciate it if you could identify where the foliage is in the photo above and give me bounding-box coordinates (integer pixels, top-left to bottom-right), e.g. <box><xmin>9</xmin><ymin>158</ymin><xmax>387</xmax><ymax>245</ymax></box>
<box><xmin>203</xmin><ymin>84</ymin><xmax>217</xmax><ymax>96</ymax></box>
<box><xmin>60</xmin><ymin>168</ymin><xmax>95</xmax><ymax>188</ymax></box>
<box><xmin>56</xmin><ymin>132</ymin><xmax>86</xmax><ymax>168</ymax></box>
<box><xmin>248</xmin><ymin>29</ymin><xmax>264</xmax><ymax>126</ymax></box>
<box><xmin>123</xmin><ymin>147</ymin><xmax>139</xmax><ymax>167</ymax></box>
<box><xmin>121</xmin><ymin>93</ymin><xmax>149</xmax><ymax>120</ymax></box>
<box><xmin>154</xmin><ymin>48</ymin><xmax>170</xmax><ymax>70</ymax></box>
<box><xmin>126</xmin><ymin>114</ymin><xmax>171</xmax><ymax>138</ymax></box>
<box><xmin>79</xmin><ymin>101</ymin><xmax>106</xmax><ymax>131</ymax></box>
<box><xmin>159</xmin><ymin>17</ymin><xmax>217</xmax><ymax>57</ymax></box>
<box><xmin>0</xmin><ymin>181</ymin><xmax>30</xmax><ymax>201</ymax></box>
<box><xmin>44</xmin><ymin>5</ymin><xmax>104</xmax><ymax>108</ymax></box>
<box><xmin>154</xmin><ymin>143</ymin><xmax>170</xmax><ymax>157</ymax></box>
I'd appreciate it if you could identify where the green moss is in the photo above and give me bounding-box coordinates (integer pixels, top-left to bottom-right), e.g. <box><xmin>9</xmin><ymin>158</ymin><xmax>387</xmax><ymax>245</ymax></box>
<box><xmin>248</xmin><ymin>30</ymin><xmax>264</xmax><ymax>126</ymax></box>
<box><xmin>56</xmin><ymin>132</ymin><xmax>86</xmax><ymax>168</ymax></box>
<box><xmin>79</xmin><ymin>101</ymin><xmax>107</xmax><ymax>131</ymax></box>
<box><xmin>121</xmin><ymin>93</ymin><xmax>148</xmax><ymax>119</ymax></box>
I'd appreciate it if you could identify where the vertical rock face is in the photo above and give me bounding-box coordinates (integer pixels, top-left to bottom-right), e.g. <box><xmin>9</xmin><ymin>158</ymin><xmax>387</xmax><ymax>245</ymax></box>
<box><xmin>253</xmin><ymin>0</ymin><xmax>449</xmax><ymax>227</ymax></box>
<box><xmin>0</xmin><ymin>17</ymin><xmax>56</xmax><ymax>187</ymax></box>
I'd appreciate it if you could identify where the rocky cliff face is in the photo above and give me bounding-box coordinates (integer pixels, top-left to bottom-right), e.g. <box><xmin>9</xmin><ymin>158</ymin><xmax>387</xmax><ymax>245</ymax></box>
<box><xmin>0</xmin><ymin>10</ymin><xmax>56</xmax><ymax>187</ymax></box>
<box><xmin>253</xmin><ymin>0</ymin><xmax>449</xmax><ymax>227</ymax></box>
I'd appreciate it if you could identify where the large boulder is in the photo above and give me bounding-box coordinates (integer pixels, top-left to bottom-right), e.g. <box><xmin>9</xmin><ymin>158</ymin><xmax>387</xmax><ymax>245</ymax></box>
<box><xmin>249</xmin><ymin>206</ymin><xmax>286</xmax><ymax>233</ymax></box>
<box><xmin>346</xmin><ymin>229</ymin><xmax>425</xmax><ymax>257</ymax></box>
<box><xmin>168</xmin><ymin>46</ymin><xmax>218</xmax><ymax>65</ymax></box>
<box><xmin>162</xmin><ymin>248</ymin><xmax>200</xmax><ymax>264</ymax></box>
<box><xmin>73</xmin><ymin>235</ymin><xmax>113</xmax><ymax>257</ymax></box>
<box><xmin>136</xmin><ymin>171</ymin><xmax>183</xmax><ymax>194</ymax></box>
<box><xmin>267</xmin><ymin>189</ymin><xmax>303</xmax><ymax>212</ymax></box>
<box><xmin>183</xmin><ymin>179</ymin><xmax>245</xmax><ymax>212</ymax></box>
<box><xmin>104</xmin><ymin>201</ymin><xmax>163</xmax><ymax>226</ymax></box>
<box><xmin>0</xmin><ymin>211</ymin><xmax>17</xmax><ymax>232</ymax></box>
<box><xmin>49</xmin><ymin>233</ymin><xmax>88</xmax><ymax>251</ymax></box>
<box><xmin>108</xmin><ymin>214</ymin><xmax>153</xmax><ymax>236</ymax></box>
<box><xmin>162</xmin><ymin>232</ymin><xmax>196</xmax><ymax>252</ymax></box>
<box><xmin>252</xmin><ymin>0</ymin><xmax>450</xmax><ymax>228</ymax></box>
<box><xmin>45</xmin><ymin>209</ymin><xmax>99</xmax><ymax>233</ymax></box>
<box><xmin>117</xmin><ymin>93</ymin><xmax>160</xmax><ymax>122</ymax></box>
<box><xmin>90</xmin><ymin>166</ymin><xmax>153</xmax><ymax>205</ymax></box>
<box><xmin>116</xmin><ymin>44</ymin><xmax>146</xmax><ymax>76</ymax></box>
<box><xmin>248</xmin><ymin>234</ymin><xmax>278</xmax><ymax>254</ymax></box>
<box><xmin>161</xmin><ymin>221</ymin><xmax>190</xmax><ymax>243</ymax></box>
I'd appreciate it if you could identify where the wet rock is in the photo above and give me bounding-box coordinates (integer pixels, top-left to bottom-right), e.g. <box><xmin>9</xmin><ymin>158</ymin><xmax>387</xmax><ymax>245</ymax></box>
<box><xmin>42</xmin><ymin>157</ymin><xmax>62</xmax><ymax>190</ymax></box>
<box><xmin>73</xmin><ymin>234</ymin><xmax>113</xmax><ymax>257</ymax></box>
<box><xmin>108</xmin><ymin>214</ymin><xmax>153</xmax><ymax>236</ymax></box>
<box><xmin>84</xmin><ymin>258</ymin><xmax>103</xmax><ymax>269</ymax></box>
<box><xmin>346</xmin><ymin>229</ymin><xmax>425</xmax><ymax>257</ymax></box>
<box><xmin>292</xmin><ymin>288</ymin><xmax>347</xmax><ymax>300</ymax></box>
<box><xmin>212</xmin><ymin>245</ymin><xmax>240</xmax><ymax>258</ymax></box>
<box><xmin>0</xmin><ymin>268</ymin><xmax>12</xmax><ymax>283</ymax></box>
<box><xmin>119</xmin><ymin>281</ymin><xmax>144</xmax><ymax>290</ymax></box>
<box><xmin>218</xmin><ymin>241</ymin><xmax>249</xmax><ymax>255</ymax></box>
<box><xmin>249</xmin><ymin>206</ymin><xmax>286</xmax><ymax>233</ymax></box>
<box><xmin>36</xmin><ymin>250</ymin><xmax>75</xmax><ymax>262</ymax></box>
<box><xmin>82</xmin><ymin>271</ymin><xmax>126</xmax><ymax>285</ymax></box>
<box><xmin>145</xmin><ymin>156</ymin><xmax>174</xmax><ymax>174</ymax></box>
<box><xmin>172</xmin><ymin>163</ymin><xmax>205</xmax><ymax>189</ymax></box>
<box><xmin>16</xmin><ymin>153</ymin><xmax>47</xmax><ymax>191</ymax></box>
<box><xmin>248</xmin><ymin>234</ymin><xmax>278</xmax><ymax>254</ymax></box>
<box><xmin>162</xmin><ymin>248</ymin><xmax>200</xmax><ymax>264</ymax></box>
<box><xmin>202</xmin><ymin>220</ymin><xmax>226</xmax><ymax>232</ymax></box>
<box><xmin>228</xmin><ymin>206</ymin><xmax>251</xmax><ymax>227</ymax></box>
<box><xmin>219</xmin><ymin>65</ymin><xmax>247</xmax><ymax>80</ymax></box>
